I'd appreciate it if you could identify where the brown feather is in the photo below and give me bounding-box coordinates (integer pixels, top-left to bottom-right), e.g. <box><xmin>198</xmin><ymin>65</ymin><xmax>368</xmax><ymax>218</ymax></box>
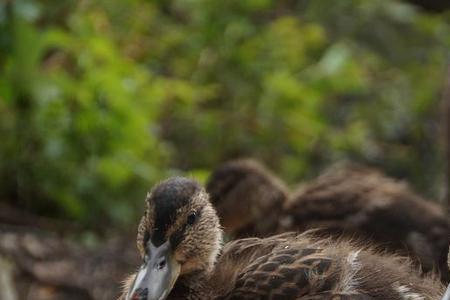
<box><xmin>210</xmin><ymin>232</ymin><xmax>444</xmax><ymax>300</ymax></box>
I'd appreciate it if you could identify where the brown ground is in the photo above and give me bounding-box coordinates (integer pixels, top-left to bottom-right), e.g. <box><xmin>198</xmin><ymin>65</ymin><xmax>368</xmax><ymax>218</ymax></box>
<box><xmin>0</xmin><ymin>204</ymin><xmax>139</xmax><ymax>300</ymax></box>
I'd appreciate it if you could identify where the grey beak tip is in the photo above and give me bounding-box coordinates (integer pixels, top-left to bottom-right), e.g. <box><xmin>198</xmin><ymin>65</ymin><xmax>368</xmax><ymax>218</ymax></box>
<box><xmin>129</xmin><ymin>288</ymin><xmax>148</xmax><ymax>300</ymax></box>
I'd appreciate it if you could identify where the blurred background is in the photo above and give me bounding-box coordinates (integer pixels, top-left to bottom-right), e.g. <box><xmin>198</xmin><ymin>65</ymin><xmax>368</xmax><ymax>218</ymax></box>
<box><xmin>1</xmin><ymin>0</ymin><xmax>450</xmax><ymax>299</ymax></box>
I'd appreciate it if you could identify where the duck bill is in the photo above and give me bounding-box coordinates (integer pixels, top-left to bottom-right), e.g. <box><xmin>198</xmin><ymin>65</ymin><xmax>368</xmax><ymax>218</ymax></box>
<box><xmin>126</xmin><ymin>240</ymin><xmax>181</xmax><ymax>300</ymax></box>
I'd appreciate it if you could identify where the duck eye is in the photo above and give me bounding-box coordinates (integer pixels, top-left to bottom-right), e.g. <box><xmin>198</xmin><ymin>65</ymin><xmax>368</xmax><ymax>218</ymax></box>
<box><xmin>187</xmin><ymin>212</ymin><xmax>197</xmax><ymax>225</ymax></box>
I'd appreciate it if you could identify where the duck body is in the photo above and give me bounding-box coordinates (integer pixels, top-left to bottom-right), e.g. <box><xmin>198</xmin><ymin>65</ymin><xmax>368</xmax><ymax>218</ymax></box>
<box><xmin>204</xmin><ymin>232</ymin><xmax>443</xmax><ymax>300</ymax></box>
<box><xmin>121</xmin><ymin>177</ymin><xmax>447</xmax><ymax>300</ymax></box>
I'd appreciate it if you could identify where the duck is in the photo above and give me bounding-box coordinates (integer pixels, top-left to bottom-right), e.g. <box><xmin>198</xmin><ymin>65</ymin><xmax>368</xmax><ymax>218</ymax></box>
<box><xmin>206</xmin><ymin>160</ymin><xmax>450</xmax><ymax>282</ymax></box>
<box><xmin>206</xmin><ymin>159</ymin><xmax>288</xmax><ymax>237</ymax></box>
<box><xmin>120</xmin><ymin>177</ymin><xmax>447</xmax><ymax>300</ymax></box>
<box><xmin>283</xmin><ymin>164</ymin><xmax>450</xmax><ymax>282</ymax></box>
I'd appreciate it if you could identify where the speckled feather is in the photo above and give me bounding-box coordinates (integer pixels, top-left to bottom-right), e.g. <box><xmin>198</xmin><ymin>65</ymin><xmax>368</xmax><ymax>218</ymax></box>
<box><xmin>209</xmin><ymin>232</ymin><xmax>444</xmax><ymax>300</ymax></box>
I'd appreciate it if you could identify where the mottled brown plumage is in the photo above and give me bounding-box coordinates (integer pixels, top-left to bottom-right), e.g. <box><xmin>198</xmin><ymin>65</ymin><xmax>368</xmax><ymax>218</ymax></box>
<box><xmin>214</xmin><ymin>233</ymin><xmax>445</xmax><ymax>300</ymax></box>
<box><xmin>120</xmin><ymin>177</ymin><xmax>447</xmax><ymax>300</ymax></box>
<box><xmin>207</xmin><ymin>160</ymin><xmax>450</xmax><ymax>281</ymax></box>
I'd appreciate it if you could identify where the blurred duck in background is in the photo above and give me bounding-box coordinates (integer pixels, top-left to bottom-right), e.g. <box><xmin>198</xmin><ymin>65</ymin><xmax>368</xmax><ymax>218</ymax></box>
<box><xmin>206</xmin><ymin>160</ymin><xmax>450</xmax><ymax>282</ymax></box>
<box><xmin>206</xmin><ymin>159</ymin><xmax>289</xmax><ymax>238</ymax></box>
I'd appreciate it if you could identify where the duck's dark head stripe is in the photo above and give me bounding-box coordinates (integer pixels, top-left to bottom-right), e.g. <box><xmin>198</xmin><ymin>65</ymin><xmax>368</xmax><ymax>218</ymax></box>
<box><xmin>169</xmin><ymin>208</ymin><xmax>203</xmax><ymax>249</ymax></box>
<box><xmin>150</xmin><ymin>177</ymin><xmax>201</xmax><ymax>247</ymax></box>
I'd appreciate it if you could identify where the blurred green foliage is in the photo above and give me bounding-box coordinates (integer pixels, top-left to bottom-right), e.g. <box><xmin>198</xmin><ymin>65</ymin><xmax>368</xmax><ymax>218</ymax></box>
<box><xmin>1</xmin><ymin>0</ymin><xmax>449</xmax><ymax>229</ymax></box>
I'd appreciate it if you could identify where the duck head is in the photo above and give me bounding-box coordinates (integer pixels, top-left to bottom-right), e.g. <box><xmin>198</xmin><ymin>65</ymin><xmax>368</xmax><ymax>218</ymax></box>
<box><xmin>126</xmin><ymin>177</ymin><xmax>222</xmax><ymax>300</ymax></box>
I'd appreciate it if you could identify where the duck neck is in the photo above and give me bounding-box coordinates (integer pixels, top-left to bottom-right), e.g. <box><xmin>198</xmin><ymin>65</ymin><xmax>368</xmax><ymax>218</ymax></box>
<box><xmin>169</xmin><ymin>271</ymin><xmax>210</xmax><ymax>300</ymax></box>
